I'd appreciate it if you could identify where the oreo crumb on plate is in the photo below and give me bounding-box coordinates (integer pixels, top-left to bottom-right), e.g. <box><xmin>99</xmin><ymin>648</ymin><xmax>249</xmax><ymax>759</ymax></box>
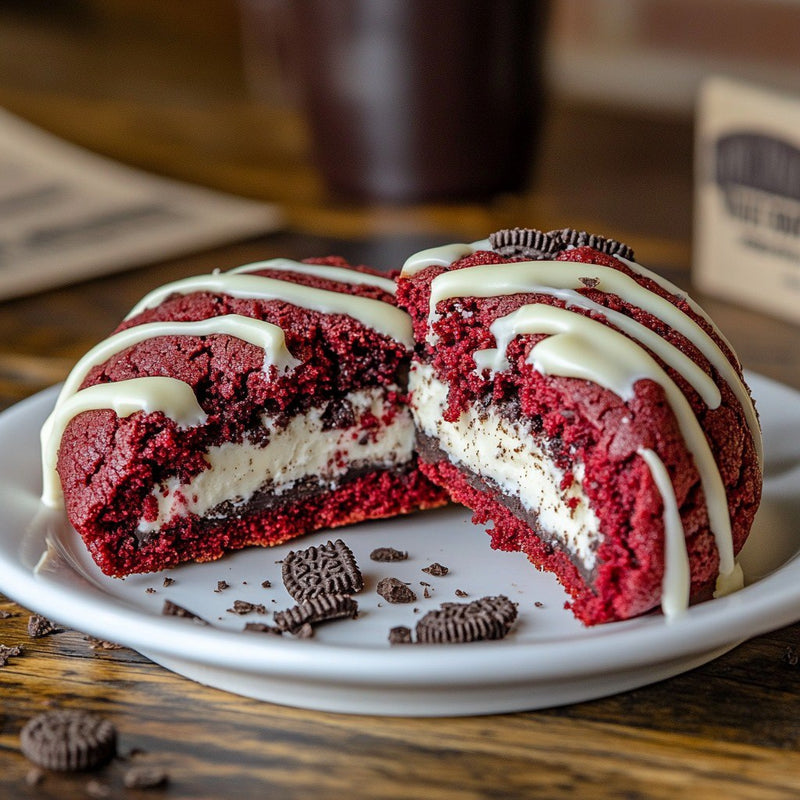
<box><xmin>416</xmin><ymin>595</ymin><xmax>518</xmax><ymax>644</ymax></box>
<box><xmin>376</xmin><ymin>577</ymin><xmax>417</xmax><ymax>604</ymax></box>
<box><xmin>243</xmin><ymin>622</ymin><xmax>283</xmax><ymax>635</ymax></box>
<box><xmin>123</xmin><ymin>765</ymin><xmax>169</xmax><ymax>790</ymax></box>
<box><xmin>273</xmin><ymin>594</ymin><xmax>358</xmax><ymax>634</ymax></box>
<box><xmin>388</xmin><ymin>626</ymin><xmax>413</xmax><ymax>645</ymax></box>
<box><xmin>261</xmin><ymin>579</ymin><xmax>272</xmax><ymax>589</ymax></box>
<box><xmin>27</xmin><ymin>614</ymin><xmax>60</xmax><ymax>639</ymax></box>
<box><xmin>295</xmin><ymin>622</ymin><xmax>315</xmax><ymax>639</ymax></box>
<box><xmin>455</xmin><ymin>589</ymin><xmax>469</xmax><ymax>598</ymax></box>
<box><xmin>20</xmin><ymin>709</ymin><xmax>117</xmax><ymax>771</ymax></box>
<box><xmin>369</xmin><ymin>547</ymin><xmax>408</xmax><ymax>563</ymax></box>
<box><xmin>282</xmin><ymin>539</ymin><xmax>363</xmax><ymax>601</ymax></box>
<box><xmin>161</xmin><ymin>600</ymin><xmax>209</xmax><ymax>626</ymax></box>
<box><xmin>422</xmin><ymin>563</ymin><xmax>449</xmax><ymax>577</ymax></box>
<box><xmin>214</xmin><ymin>580</ymin><xmax>230</xmax><ymax>593</ymax></box>
<box><xmin>162</xmin><ymin>577</ymin><xmax>175</xmax><ymax>588</ymax></box>
<box><xmin>227</xmin><ymin>600</ymin><xmax>267</xmax><ymax>616</ymax></box>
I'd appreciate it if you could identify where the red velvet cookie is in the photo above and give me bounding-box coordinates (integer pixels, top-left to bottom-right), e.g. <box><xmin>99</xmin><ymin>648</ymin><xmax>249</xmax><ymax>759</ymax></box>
<box><xmin>396</xmin><ymin>229</ymin><xmax>762</xmax><ymax>624</ymax></box>
<box><xmin>42</xmin><ymin>257</ymin><xmax>447</xmax><ymax>576</ymax></box>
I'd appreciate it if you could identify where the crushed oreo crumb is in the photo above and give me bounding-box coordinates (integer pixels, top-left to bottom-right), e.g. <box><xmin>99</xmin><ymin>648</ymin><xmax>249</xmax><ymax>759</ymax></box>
<box><xmin>85</xmin><ymin>637</ymin><xmax>123</xmax><ymax>651</ymax></box>
<box><xmin>369</xmin><ymin>547</ymin><xmax>408</xmax><ymax>563</ymax></box>
<box><xmin>27</xmin><ymin>615</ymin><xmax>60</xmax><ymax>639</ymax></box>
<box><xmin>282</xmin><ymin>539</ymin><xmax>363</xmax><ymax>601</ymax></box>
<box><xmin>214</xmin><ymin>580</ymin><xmax>230</xmax><ymax>593</ymax></box>
<box><xmin>534</xmin><ymin>601</ymin><xmax>544</xmax><ymax>608</ymax></box>
<box><xmin>227</xmin><ymin>600</ymin><xmax>267</xmax><ymax>616</ymax></box>
<box><xmin>20</xmin><ymin>709</ymin><xmax>117</xmax><ymax>771</ymax></box>
<box><xmin>162</xmin><ymin>577</ymin><xmax>175</xmax><ymax>588</ymax></box>
<box><xmin>388</xmin><ymin>626</ymin><xmax>413</xmax><ymax>645</ymax></box>
<box><xmin>123</xmin><ymin>765</ymin><xmax>169</xmax><ymax>790</ymax></box>
<box><xmin>416</xmin><ymin>595</ymin><xmax>518</xmax><ymax>644</ymax></box>
<box><xmin>376</xmin><ymin>577</ymin><xmax>417</xmax><ymax>604</ymax></box>
<box><xmin>161</xmin><ymin>600</ymin><xmax>208</xmax><ymax>626</ymax></box>
<box><xmin>422</xmin><ymin>563</ymin><xmax>449</xmax><ymax>577</ymax></box>
<box><xmin>0</xmin><ymin>643</ymin><xmax>23</xmax><ymax>666</ymax></box>
<box><xmin>145</xmin><ymin>588</ymin><xmax>156</xmax><ymax>595</ymax></box>
<box><xmin>261</xmin><ymin>579</ymin><xmax>272</xmax><ymax>589</ymax></box>
<box><xmin>423</xmin><ymin>586</ymin><xmax>431</xmax><ymax>599</ymax></box>
<box><xmin>455</xmin><ymin>589</ymin><xmax>469</xmax><ymax>598</ymax></box>
<box><xmin>273</xmin><ymin>594</ymin><xmax>358</xmax><ymax>634</ymax></box>
<box><xmin>243</xmin><ymin>622</ymin><xmax>283</xmax><ymax>635</ymax></box>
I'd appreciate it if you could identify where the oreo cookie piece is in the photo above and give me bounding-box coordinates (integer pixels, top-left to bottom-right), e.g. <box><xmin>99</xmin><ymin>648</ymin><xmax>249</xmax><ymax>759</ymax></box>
<box><xmin>376</xmin><ymin>577</ymin><xmax>416</xmax><ymax>604</ymax></box>
<box><xmin>489</xmin><ymin>227</ymin><xmax>562</xmax><ymax>259</ymax></box>
<box><xmin>161</xmin><ymin>600</ymin><xmax>209</xmax><ymax>626</ymax></box>
<box><xmin>489</xmin><ymin>227</ymin><xmax>635</xmax><ymax>262</ymax></box>
<box><xmin>415</xmin><ymin>595</ymin><xmax>518</xmax><ymax>644</ymax></box>
<box><xmin>27</xmin><ymin>614</ymin><xmax>60</xmax><ymax>639</ymax></box>
<box><xmin>282</xmin><ymin>539</ymin><xmax>363</xmax><ymax>601</ymax></box>
<box><xmin>20</xmin><ymin>709</ymin><xmax>117</xmax><ymax>771</ymax></box>
<box><xmin>0</xmin><ymin>643</ymin><xmax>23</xmax><ymax>667</ymax></box>
<box><xmin>388</xmin><ymin>626</ymin><xmax>413</xmax><ymax>645</ymax></box>
<box><xmin>548</xmin><ymin>227</ymin><xmax>635</xmax><ymax>261</ymax></box>
<box><xmin>273</xmin><ymin>593</ymin><xmax>358</xmax><ymax>634</ymax></box>
<box><xmin>369</xmin><ymin>547</ymin><xmax>408</xmax><ymax>563</ymax></box>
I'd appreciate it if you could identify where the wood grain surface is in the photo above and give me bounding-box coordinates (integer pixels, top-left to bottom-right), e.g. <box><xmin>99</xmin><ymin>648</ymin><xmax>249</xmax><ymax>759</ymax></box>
<box><xmin>1</xmin><ymin>3</ymin><xmax>800</xmax><ymax>798</ymax></box>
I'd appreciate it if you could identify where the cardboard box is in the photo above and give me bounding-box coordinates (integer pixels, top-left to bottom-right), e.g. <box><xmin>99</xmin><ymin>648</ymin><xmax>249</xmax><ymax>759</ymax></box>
<box><xmin>694</xmin><ymin>77</ymin><xmax>800</xmax><ymax>324</ymax></box>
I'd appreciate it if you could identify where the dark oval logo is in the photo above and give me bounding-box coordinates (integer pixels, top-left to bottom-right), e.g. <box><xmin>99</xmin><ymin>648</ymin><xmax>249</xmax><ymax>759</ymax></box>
<box><xmin>715</xmin><ymin>133</ymin><xmax>800</xmax><ymax>201</ymax></box>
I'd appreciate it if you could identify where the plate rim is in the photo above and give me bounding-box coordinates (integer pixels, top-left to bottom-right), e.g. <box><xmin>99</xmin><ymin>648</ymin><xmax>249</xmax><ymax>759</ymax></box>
<box><xmin>1</xmin><ymin>374</ymin><xmax>798</xmax><ymax>702</ymax></box>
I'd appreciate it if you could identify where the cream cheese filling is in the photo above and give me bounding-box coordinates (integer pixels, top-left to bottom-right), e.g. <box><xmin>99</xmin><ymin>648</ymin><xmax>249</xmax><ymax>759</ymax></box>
<box><xmin>137</xmin><ymin>387</ymin><xmax>414</xmax><ymax>534</ymax></box>
<box><xmin>409</xmin><ymin>362</ymin><xmax>602</xmax><ymax>571</ymax></box>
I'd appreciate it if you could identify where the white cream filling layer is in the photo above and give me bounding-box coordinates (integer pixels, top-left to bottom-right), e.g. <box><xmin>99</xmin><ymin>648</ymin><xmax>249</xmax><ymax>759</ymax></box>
<box><xmin>409</xmin><ymin>363</ymin><xmax>602</xmax><ymax>570</ymax></box>
<box><xmin>137</xmin><ymin>388</ymin><xmax>414</xmax><ymax>534</ymax></box>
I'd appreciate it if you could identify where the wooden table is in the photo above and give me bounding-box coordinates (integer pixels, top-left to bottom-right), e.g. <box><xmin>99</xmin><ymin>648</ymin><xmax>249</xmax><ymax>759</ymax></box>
<box><xmin>1</xmin><ymin>3</ymin><xmax>800</xmax><ymax>798</ymax></box>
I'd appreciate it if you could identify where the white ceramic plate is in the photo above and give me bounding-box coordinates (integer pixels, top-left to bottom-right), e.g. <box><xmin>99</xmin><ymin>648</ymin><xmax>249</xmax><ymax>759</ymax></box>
<box><xmin>1</xmin><ymin>373</ymin><xmax>799</xmax><ymax>716</ymax></box>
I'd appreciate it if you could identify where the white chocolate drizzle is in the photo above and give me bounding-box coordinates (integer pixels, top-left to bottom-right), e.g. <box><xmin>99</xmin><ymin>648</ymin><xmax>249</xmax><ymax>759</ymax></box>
<box><xmin>125</xmin><ymin>272</ymin><xmax>413</xmax><ymax>348</ymax></box>
<box><xmin>475</xmin><ymin>303</ymin><xmax>740</xmax><ymax>611</ymax></box>
<box><xmin>404</xmin><ymin>239</ymin><xmax>757</xmax><ymax>616</ymax></box>
<box><xmin>229</xmin><ymin>258</ymin><xmax>398</xmax><ymax>295</ymax></box>
<box><xmin>41</xmin><ymin>377</ymin><xmax>207</xmax><ymax>507</ymax></box>
<box><xmin>400</xmin><ymin>240</ymin><xmax>490</xmax><ymax>276</ymax></box>
<box><xmin>427</xmin><ymin>260</ymin><xmax>760</xmax><ymax>465</ymax></box>
<box><xmin>637</xmin><ymin>448</ymin><xmax>690</xmax><ymax>620</ymax></box>
<box><xmin>41</xmin><ymin>262</ymin><xmax>411</xmax><ymax>507</ymax></box>
<box><xmin>474</xmin><ymin>284</ymin><xmax>720</xmax><ymax>409</ymax></box>
<box><xmin>53</xmin><ymin>315</ymin><xmax>299</xmax><ymax>408</ymax></box>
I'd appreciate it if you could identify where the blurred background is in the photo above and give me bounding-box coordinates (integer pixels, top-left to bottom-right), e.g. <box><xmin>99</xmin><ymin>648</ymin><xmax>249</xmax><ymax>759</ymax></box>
<box><xmin>1</xmin><ymin>0</ymin><xmax>799</xmax><ymax>260</ymax></box>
